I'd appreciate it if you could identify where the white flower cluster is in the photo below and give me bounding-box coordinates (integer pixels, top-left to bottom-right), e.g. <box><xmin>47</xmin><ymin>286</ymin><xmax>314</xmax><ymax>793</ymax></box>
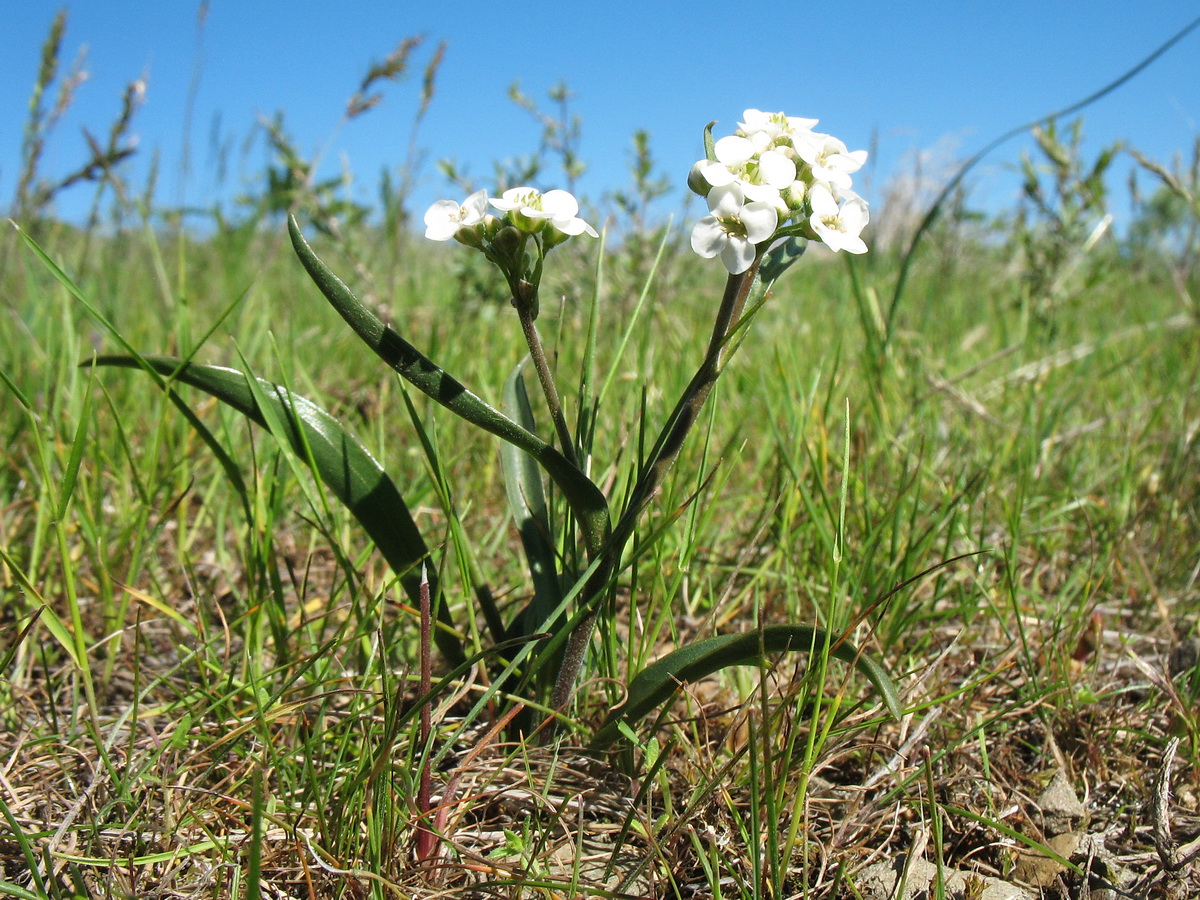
<box><xmin>689</xmin><ymin>109</ymin><xmax>870</xmax><ymax>273</ymax></box>
<box><xmin>424</xmin><ymin>187</ymin><xmax>597</xmax><ymax>243</ymax></box>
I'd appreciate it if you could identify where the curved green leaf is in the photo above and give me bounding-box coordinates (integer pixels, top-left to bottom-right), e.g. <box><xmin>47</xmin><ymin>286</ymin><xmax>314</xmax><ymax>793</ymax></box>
<box><xmin>500</xmin><ymin>361</ymin><xmax>562</xmax><ymax>639</ymax></box>
<box><xmin>702</xmin><ymin>120</ymin><xmax>717</xmax><ymax>161</ymax></box>
<box><xmin>88</xmin><ymin>354</ymin><xmax>466</xmax><ymax>667</ymax></box>
<box><xmin>287</xmin><ymin>216</ymin><xmax>611</xmax><ymax>552</ymax></box>
<box><xmin>590</xmin><ymin>624</ymin><xmax>902</xmax><ymax>748</ymax></box>
<box><xmin>757</xmin><ymin>235</ymin><xmax>808</xmax><ymax>286</ymax></box>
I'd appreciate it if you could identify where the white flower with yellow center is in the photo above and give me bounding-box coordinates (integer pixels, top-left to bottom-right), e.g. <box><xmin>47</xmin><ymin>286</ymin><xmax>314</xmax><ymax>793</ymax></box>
<box><xmin>696</xmin><ymin>135</ymin><xmax>796</xmax><ymax>203</ymax></box>
<box><xmin>738</xmin><ymin>109</ymin><xmax>819</xmax><ymax>147</ymax></box>
<box><xmin>424</xmin><ymin>189</ymin><xmax>489</xmax><ymax>241</ymax></box>
<box><xmin>797</xmin><ymin>134</ymin><xmax>868</xmax><ymax>192</ymax></box>
<box><xmin>489</xmin><ymin>187</ymin><xmax>598</xmax><ymax>237</ymax></box>
<box><xmin>691</xmin><ymin>183</ymin><xmax>779</xmax><ymax>274</ymax></box>
<box><xmin>808</xmin><ymin>185</ymin><xmax>869</xmax><ymax>254</ymax></box>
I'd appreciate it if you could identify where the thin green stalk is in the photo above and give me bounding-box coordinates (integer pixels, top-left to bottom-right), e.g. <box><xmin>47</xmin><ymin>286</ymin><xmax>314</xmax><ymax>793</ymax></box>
<box><xmin>925</xmin><ymin>747</ymin><xmax>947</xmax><ymax>900</ymax></box>
<box><xmin>516</xmin><ymin>301</ymin><xmax>579</xmax><ymax>469</ymax></box>
<box><xmin>415</xmin><ymin>565</ymin><xmax>436</xmax><ymax>861</ymax></box>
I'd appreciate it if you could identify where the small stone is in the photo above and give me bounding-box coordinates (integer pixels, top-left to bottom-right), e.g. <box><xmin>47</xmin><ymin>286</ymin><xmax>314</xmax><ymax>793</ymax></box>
<box><xmin>1012</xmin><ymin>831</ymin><xmax>1081</xmax><ymax>887</ymax></box>
<box><xmin>857</xmin><ymin>858</ymin><xmax>1033</xmax><ymax>900</ymax></box>
<box><xmin>1037</xmin><ymin>770</ymin><xmax>1087</xmax><ymax>834</ymax></box>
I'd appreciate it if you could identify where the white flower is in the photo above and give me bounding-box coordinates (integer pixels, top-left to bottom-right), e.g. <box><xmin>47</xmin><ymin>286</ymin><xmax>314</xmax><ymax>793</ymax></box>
<box><xmin>489</xmin><ymin>187</ymin><xmax>598</xmax><ymax>237</ymax></box>
<box><xmin>691</xmin><ymin>183</ymin><xmax>779</xmax><ymax>274</ymax></box>
<box><xmin>796</xmin><ymin>134</ymin><xmax>868</xmax><ymax>192</ymax></box>
<box><xmin>424</xmin><ymin>189</ymin><xmax>489</xmax><ymax>241</ymax></box>
<box><xmin>808</xmin><ymin>185</ymin><xmax>869</xmax><ymax>254</ymax></box>
<box><xmin>697</xmin><ymin>135</ymin><xmax>796</xmax><ymax>203</ymax></box>
<box><xmin>738</xmin><ymin>109</ymin><xmax>819</xmax><ymax>145</ymax></box>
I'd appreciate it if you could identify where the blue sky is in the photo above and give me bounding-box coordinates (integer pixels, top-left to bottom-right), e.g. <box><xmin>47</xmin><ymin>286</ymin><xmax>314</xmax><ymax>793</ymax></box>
<box><xmin>4</xmin><ymin>2</ymin><xmax>1199</xmax><ymax>233</ymax></box>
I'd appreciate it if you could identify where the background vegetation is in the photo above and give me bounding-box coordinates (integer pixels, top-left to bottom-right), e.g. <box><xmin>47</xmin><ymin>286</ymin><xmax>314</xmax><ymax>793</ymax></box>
<box><xmin>2</xmin><ymin>14</ymin><xmax>1200</xmax><ymax>899</ymax></box>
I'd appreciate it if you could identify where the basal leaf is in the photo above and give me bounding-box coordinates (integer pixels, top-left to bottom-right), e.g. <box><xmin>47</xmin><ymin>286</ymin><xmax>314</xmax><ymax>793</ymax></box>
<box><xmin>500</xmin><ymin>361</ymin><xmax>562</xmax><ymax>639</ymax></box>
<box><xmin>88</xmin><ymin>354</ymin><xmax>465</xmax><ymax>667</ymax></box>
<box><xmin>590</xmin><ymin>624</ymin><xmax>901</xmax><ymax>748</ymax></box>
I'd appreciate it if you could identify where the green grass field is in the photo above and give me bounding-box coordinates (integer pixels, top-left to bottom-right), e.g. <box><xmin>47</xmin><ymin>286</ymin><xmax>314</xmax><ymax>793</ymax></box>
<box><xmin>3</xmin><ymin>25</ymin><xmax>1200</xmax><ymax>900</ymax></box>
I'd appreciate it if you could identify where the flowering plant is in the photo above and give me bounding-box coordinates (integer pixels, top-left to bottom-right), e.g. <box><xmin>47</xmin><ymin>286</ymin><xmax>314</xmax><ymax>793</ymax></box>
<box><xmin>93</xmin><ymin>110</ymin><xmax>897</xmax><ymax>748</ymax></box>
<box><xmin>689</xmin><ymin>109</ymin><xmax>870</xmax><ymax>271</ymax></box>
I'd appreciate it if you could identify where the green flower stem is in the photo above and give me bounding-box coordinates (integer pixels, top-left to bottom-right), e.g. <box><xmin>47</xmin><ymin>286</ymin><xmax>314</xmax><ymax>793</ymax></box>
<box><xmin>516</xmin><ymin>301</ymin><xmax>580</xmax><ymax>471</ymax></box>
<box><xmin>549</xmin><ymin>260</ymin><xmax>760</xmax><ymax>719</ymax></box>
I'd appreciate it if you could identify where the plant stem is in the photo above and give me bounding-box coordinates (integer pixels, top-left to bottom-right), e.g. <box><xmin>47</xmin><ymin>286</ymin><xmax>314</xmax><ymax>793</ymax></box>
<box><xmin>517</xmin><ymin>302</ymin><xmax>579</xmax><ymax>469</ymax></box>
<box><xmin>548</xmin><ymin>262</ymin><xmax>759</xmax><ymax>721</ymax></box>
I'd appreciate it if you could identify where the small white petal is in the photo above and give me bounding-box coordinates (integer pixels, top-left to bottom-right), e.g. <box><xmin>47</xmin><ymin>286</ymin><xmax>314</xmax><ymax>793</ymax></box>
<box><xmin>461</xmin><ymin>189</ymin><xmax>489</xmax><ymax>223</ymax></box>
<box><xmin>720</xmin><ymin>236</ymin><xmax>756</xmax><ymax>274</ymax></box>
<box><xmin>424</xmin><ymin>199</ymin><xmax>464</xmax><ymax>240</ymax></box>
<box><xmin>714</xmin><ymin>135</ymin><xmax>755</xmax><ymax>165</ymax></box>
<box><xmin>842</xmin><ymin>149</ymin><xmax>868</xmax><ymax>172</ymax></box>
<box><xmin>757</xmin><ymin>149</ymin><xmax>797</xmax><ymax>188</ymax></box>
<box><xmin>739</xmin><ymin>109</ymin><xmax>772</xmax><ymax>131</ymax></box>
<box><xmin>691</xmin><ymin>217</ymin><xmax>728</xmax><ymax>258</ymax></box>
<box><xmin>707</xmin><ymin>183</ymin><xmax>747</xmax><ymax>217</ymax></box>
<box><xmin>740</xmin><ymin>182</ymin><xmax>783</xmax><ymax>204</ymax></box>
<box><xmin>746</xmin><ymin>130</ymin><xmax>773</xmax><ymax>153</ymax></box>
<box><xmin>785</xmin><ymin>115</ymin><xmax>819</xmax><ymax>132</ymax></box>
<box><xmin>555</xmin><ymin>214</ymin><xmax>598</xmax><ymax>237</ymax></box>
<box><xmin>424</xmin><ymin>199</ymin><xmax>459</xmax><ymax>224</ymax></box>
<box><xmin>741</xmin><ymin>202</ymin><xmax>779</xmax><ymax>243</ymax></box>
<box><xmin>808</xmin><ymin>185</ymin><xmax>839</xmax><ymax>217</ymax></box>
<box><xmin>841</xmin><ymin>196</ymin><xmax>871</xmax><ymax>233</ymax></box>
<box><xmin>700</xmin><ymin>161</ymin><xmax>738</xmax><ymax>187</ymax></box>
<box><xmin>541</xmin><ymin>189</ymin><xmax>580</xmax><ymax>217</ymax></box>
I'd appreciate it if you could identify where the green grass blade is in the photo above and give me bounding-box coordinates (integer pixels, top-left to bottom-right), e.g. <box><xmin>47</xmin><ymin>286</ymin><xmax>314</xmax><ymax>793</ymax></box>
<box><xmin>0</xmin><ymin>789</ymin><xmax>49</xmax><ymax>896</ymax></box>
<box><xmin>87</xmin><ymin>353</ymin><xmax>466</xmax><ymax>666</ymax></box>
<box><xmin>398</xmin><ymin>387</ymin><xmax>502</xmax><ymax>648</ymax></box>
<box><xmin>0</xmin><ymin>490</ymin><xmax>81</xmax><ymax>673</ymax></box>
<box><xmin>590</xmin><ymin>624</ymin><xmax>902</xmax><ymax>748</ymax></box>
<box><xmin>56</xmin><ymin>364</ymin><xmax>93</xmax><ymax>521</ymax></box>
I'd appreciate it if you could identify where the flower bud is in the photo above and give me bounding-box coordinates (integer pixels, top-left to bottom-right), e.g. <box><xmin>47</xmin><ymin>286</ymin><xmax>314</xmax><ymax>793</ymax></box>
<box><xmin>481</xmin><ymin>214</ymin><xmax>504</xmax><ymax>240</ymax></box>
<box><xmin>541</xmin><ymin>227</ymin><xmax>569</xmax><ymax>251</ymax></box>
<box><xmin>492</xmin><ymin>224</ymin><xmax>524</xmax><ymax>257</ymax></box>
<box><xmin>505</xmin><ymin>208</ymin><xmax>545</xmax><ymax>236</ymax></box>
<box><xmin>783</xmin><ymin>179</ymin><xmax>806</xmax><ymax>211</ymax></box>
<box><xmin>454</xmin><ymin>223</ymin><xmax>486</xmax><ymax>249</ymax></box>
<box><xmin>687</xmin><ymin>161</ymin><xmax>712</xmax><ymax>198</ymax></box>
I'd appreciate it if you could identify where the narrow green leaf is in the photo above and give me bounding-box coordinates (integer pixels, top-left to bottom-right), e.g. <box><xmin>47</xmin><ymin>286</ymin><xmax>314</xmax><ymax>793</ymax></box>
<box><xmin>590</xmin><ymin>624</ymin><xmax>902</xmax><ymax>748</ymax></box>
<box><xmin>0</xmin><ymin>546</ymin><xmax>80</xmax><ymax>669</ymax></box>
<box><xmin>702</xmin><ymin>120</ymin><xmax>717</xmax><ymax>161</ymax></box>
<box><xmin>57</xmin><ymin>364</ymin><xmax>94</xmax><ymax>520</ymax></box>
<box><xmin>0</xmin><ymin>881</ymin><xmax>42</xmax><ymax>900</ymax></box>
<box><xmin>500</xmin><ymin>361</ymin><xmax>562</xmax><ymax>637</ymax></box>
<box><xmin>87</xmin><ymin>354</ymin><xmax>466</xmax><ymax>667</ymax></box>
<box><xmin>0</xmin><ymin>793</ymin><xmax>45</xmax><ymax>897</ymax></box>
